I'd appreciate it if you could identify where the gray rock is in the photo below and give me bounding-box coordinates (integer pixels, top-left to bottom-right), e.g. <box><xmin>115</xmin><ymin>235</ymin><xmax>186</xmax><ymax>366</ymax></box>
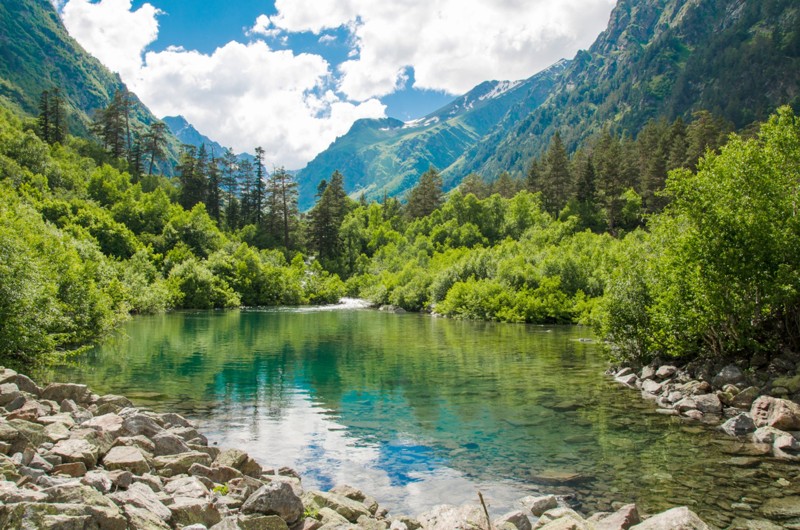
<box><xmin>153</xmin><ymin>450</ymin><xmax>212</xmax><ymax>476</ymax></box>
<box><xmin>190</xmin><ymin>462</ymin><xmax>243</xmax><ymax>484</ymax></box>
<box><xmin>239</xmin><ymin>514</ymin><xmax>290</xmax><ymax>529</ymax></box>
<box><xmin>616</xmin><ymin>367</ymin><xmax>633</xmax><ymax>378</ymax></box>
<box><xmin>693</xmin><ymin>394</ymin><xmax>722</xmax><ymax>415</ymax></box>
<box><xmin>0</xmin><ymin>501</ymin><xmax>126</xmax><ymax>529</ymax></box>
<box><xmin>720</xmin><ymin>413</ymin><xmax>756</xmax><ymax>436</ymax></box>
<box><xmin>751</xmin><ymin>396</ymin><xmax>800</xmax><ymax>430</ymax></box>
<box><xmin>242</xmin><ymin>481</ymin><xmax>304</xmax><ymax>524</ymax></box>
<box><xmin>81</xmin><ymin>469</ymin><xmax>114</xmax><ymax>493</ymax></box>
<box><xmin>495</xmin><ymin>510</ymin><xmax>532</xmax><ymax>530</ymax></box>
<box><xmin>417</xmin><ymin>504</ymin><xmax>485</xmax><ymax>530</ymax></box>
<box><xmin>731</xmin><ymin>387</ymin><xmax>760</xmax><ymax>409</ymax></box>
<box><xmin>82</xmin><ymin>413</ymin><xmax>125</xmax><ymax>438</ymax></box>
<box><xmin>122</xmin><ymin>414</ymin><xmax>164</xmax><ymax>438</ymax></box>
<box><xmin>169</xmin><ymin>497</ymin><xmax>223</xmax><ymax>528</ymax></box>
<box><xmin>655</xmin><ymin>366</ymin><xmax>678</xmax><ymax>380</ymax></box>
<box><xmin>51</xmin><ymin>438</ymin><xmax>99</xmax><ymax>468</ymax></box>
<box><xmin>52</xmin><ymin>461</ymin><xmax>88</xmax><ymax>477</ymax></box>
<box><xmin>0</xmin><ymin>480</ymin><xmax>49</xmax><ymax>502</ymax></box>
<box><xmin>123</xmin><ymin>504</ymin><xmax>172</xmax><ymax>529</ymax></box>
<box><xmin>165</xmin><ymin>476</ymin><xmax>210</xmax><ymax>499</ymax></box>
<box><xmin>533</xmin><ymin>507</ymin><xmax>589</xmax><ymax>529</ymax></box>
<box><xmin>760</xmin><ymin>496</ymin><xmax>800</xmax><ymax>518</ymax></box>
<box><xmin>629</xmin><ymin>507</ymin><xmax>710</xmax><ymax>529</ymax></box>
<box><xmin>110</xmin><ymin>482</ymin><xmax>172</xmax><ymax>521</ymax></box>
<box><xmin>113</xmin><ymin>434</ymin><xmax>156</xmax><ymax>454</ymax></box>
<box><xmin>215</xmin><ymin>448</ymin><xmax>263</xmax><ymax>478</ymax></box>
<box><xmin>152</xmin><ymin>431</ymin><xmax>191</xmax><ymax>456</ymax></box>
<box><xmin>41</xmin><ymin>383</ymin><xmax>89</xmax><ymax>403</ymax></box>
<box><xmin>773</xmin><ymin>432</ymin><xmax>800</xmax><ymax>460</ymax></box>
<box><xmin>641</xmin><ymin>380</ymin><xmax>663</xmax><ymax>395</ymax></box>
<box><xmin>712</xmin><ymin>365</ymin><xmax>745</xmax><ymax>388</ymax></box>
<box><xmin>42</xmin><ymin>483</ymin><xmax>127</xmax><ymax>528</ymax></box>
<box><xmin>616</xmin><ymin>374</ymin><xmax>638</xmax><ymax>387</ymax></box>
<box><xmin>102</xmin><ymin>445</ymin><xmax>151</xmax><ymax>475</ymax></box>
<box><xmin>329</xmin><ymin>484</ymin><xmax>367</xmax><ymax>502</ymax></box>
<box><xmin>160</xmin><ymin>412</ymin><xmax>194</xmax><ymax>429</ymax></box>
<box><xmin>594</xmin><ymin>504</ymin><xmax>640</xmax><ymax>530</ymax></box>
<box><xmin>14</xmin><ymin>374</ymin><xmax>41</xmax><ymax>396</ymax></box>
<box><xmin>640</xmin><ymin>366</ymin><xmax>656</xmax><ymax>380</ymax></box>
<box><xmin>520</xmin><ymin>495</ymin><xmax>558</xmax><ymax>516</ymax></box>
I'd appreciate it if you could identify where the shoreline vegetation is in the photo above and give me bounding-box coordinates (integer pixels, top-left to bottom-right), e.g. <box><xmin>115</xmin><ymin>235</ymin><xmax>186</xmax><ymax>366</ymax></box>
<box><xmin>0</xmin><ymin>368</ymin><xmax>718</xmax><ymax>530</ymax></box>
<box><xmin>3</xmin><ymin>103</ymin><xmax>800</xmax><ymax>375</ymax></box>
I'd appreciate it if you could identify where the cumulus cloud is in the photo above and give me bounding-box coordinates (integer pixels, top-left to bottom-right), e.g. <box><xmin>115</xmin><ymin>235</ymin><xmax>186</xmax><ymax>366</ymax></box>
<box><xmin>60</xmin><ymin>0</ymin><xmax>385</xmax><ymax>169</ymax></box>
<box><xmin>61</xmin><ymin>0</ymin><xmax>160</xmax><ymax>82</ymax></box>
<box><xmin>133</xmin><ymin>41</ymin><xmax>385</xmax><ymax>168</ymax></box>
<box><xmin>262</xmin><ymin>0</ymin><xmax>617</xmax><ymax>100</ymax></box>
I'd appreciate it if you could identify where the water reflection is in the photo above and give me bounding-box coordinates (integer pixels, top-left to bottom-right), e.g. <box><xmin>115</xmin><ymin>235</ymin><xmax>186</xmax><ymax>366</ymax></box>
<box><xmin>52</xmin><ymin>308</ymin><xmax>800</xmax><ymax>526</ymax></box>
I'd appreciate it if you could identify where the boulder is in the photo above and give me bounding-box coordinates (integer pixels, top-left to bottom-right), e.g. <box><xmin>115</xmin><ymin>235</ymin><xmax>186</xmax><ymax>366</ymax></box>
<box><xmin>52</xmin><ymin>462</ymin><xmax>88</xmax><ymax>477</ymax></box>
<box><xmin>51</xmin><ymin>438</ymin><xmax>99</xmax><ymax>468</ymax></box>
<box><xmin>730</xmin><ymin>387</ymin><xmax>760</xmax><ymax>409</ymax></box>
<box><xmin>720</xmin><ymin>414</ymin><xmax>756</xmax><ymax>437</ymax></box>
<box><xmin>593</xmin><ymin>504</ymin><xmax>640</xmax><ymax>530</ymax></box>
<box><xmin>242</xmin><ymin>481</ymin><xmax>304</xmax><ymax>524</ymax></box>
<box><xmin>773</xmin><ymin>433</ymin><xmax>800</xmax><ymax>460</ymax></box>
<box><xmin>110</xmin><ymin>482</ymin><xmax>172</xmax><ymax>521</ymax></box>
<box><xmin>152</xmin><ymin>431</ymin><xmax>191</xmax><ymax>456</ymax></box>
<box><xmin>534</xmin><ymin>508</ymin><xmax>589</xmax><ymax>530</ymax></box>
<box><xmin>153</xmin><ymin>451</ymin><xmax>212</xmax><ymax>476</ymax></box>
<box><xmin>122</xmin><ymin>414</ymin><xmax>164</xmax><ymax>438</ymax></box>
<box><xmin>160</xmin><ymin>412</ymin><xmax>193</xmax><ymax>429</ymax></box>
<box><xmin>520</xmin><ymin>495</ymin><xmax>558</xmax><ymax>516</ymax></box>
<box><xmin>165</xmin><ymin>476</ymin><xmax>210</xmax><ymax>499</ymax></box>
<box><xmin>0</xmin><ymin>501</ymin><xmax>126</xmax><ymax>530</ymax></box>
<box><xmin>329</xmin><ymin>484</ymin><xmax>367</xmax><ymax>502</ymax></box>
<box><xmin>616</xmin><ymin>367</ymin><xmax>633</xmax><ymax>378</ymax></box>
<box><xmin>0</xmin><ymin>480</ymin><xmax>49</xmax><ymax>502</ymax></box>
<box><xmin>102</xmin><ymin>445</ymin><xmax>150</xmax><ymax>475</ymax></box>
<box><xmin>640</xmin><ymin>366</ymin><xmax>656</xmax><ymax>380</ymax></box>
<box><xmin>81</xmin><ymin>470</ymin><xmax>114</xmax><ymax>494</ymax></box>
<box><xmin>616</xmin><ymin>374</ymin><xmax>638</xmax><ymax>387</ymax></box>
<box><xmin>215</xmin><ymin>448</ymin><xmax>263</xmax><ymax>478</ymax></box>
<box><xmin>42</xmin><ymin>483</ymin><xmax>127</xmax><ymax>528</ymax></box>
<box><xmin>169</xmin><ymin>497</ymin><xmax>222</xmax><ymax>528</ymax></box>
<box><xmin>113</xmin><ymin>435</ymin><xmax>156</xmax><ymax>454</ymax></box>
<box><xmin>41</xmin><ymin>383</ymin><xmax>89</xmax><ymax>403</ymax></box>
<box><xmin>692</xmin><ymin>394</ymin><xmax>722</xmax><ymax>415</ymax></box>
<box><xmin>239</xmin><ymin>514</ymin><xmax>290</xmax><ymax>530</ymax></box>
<box><xmin>655</xmin><ymin>366</ymin><xmax>678</xmax><ymax>380</ymax></box>
<box><xmin>494</xmin><ymin>510</ymin><xmax>532</xmax><ymax>530</ymax></box>
<box><xmin>760</xmin><ymin>496</ymin><xmax>800</xmax><ymax>519</ymax></box>
<box><xmin>82</xmin><ymin>413</ymin><xmax>125</xmax><ymax>438</ymax></box>
<box><xmin>14</xmin><ymin>374</ymin><xmax>42</xmax><ymax>396</ymax></box>
<box><xmin>751</xmin><ymin>396</ymin><xmax>800</xmax><ymax>430</ymax></box>
<box><xmin>190</xmin><ymin>462</ymin><xmax>243</xmax><ymax>484</ymax></box>
<box><xmin>641</xmin><ymin>380</ymin><xmax>663</xmax><ymax>395</ymax></box>
<box><xmin>629</xmin><ymin>507</ymin><xmax>710</xmax><ymax>529</ymax></box>
<box><xmin>712</xmin><ymin>365</ymin><xmax>745</xmax><ymax>388</ymax></box>
<box><xmin>417</xmin><ymin>504</ymin><xmax>485</xmax><ymax>530</ymax></box>
<box><xmin>122</xmin><ymin>505</ymin><xmax>171</xmax><ymax>530</ymax></box>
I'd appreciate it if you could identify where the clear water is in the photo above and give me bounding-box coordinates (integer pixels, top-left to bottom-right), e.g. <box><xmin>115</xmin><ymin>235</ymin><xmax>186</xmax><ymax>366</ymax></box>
<box><xmin>50</xmin><ymin>305</ymin><xmax>800</xmax><ymax>528</ymax></box>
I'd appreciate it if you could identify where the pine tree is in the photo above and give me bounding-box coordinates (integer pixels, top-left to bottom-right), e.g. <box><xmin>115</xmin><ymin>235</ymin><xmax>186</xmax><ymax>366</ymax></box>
<box><xmin>206</xmin><ymin>149</ymin><xmax>222</xmax><ymax>221</ymax></box>
<box><xmin>460</xmin><ymin>173</ymin><xmax>490</xmax><ymax>199</ymax></box>
<box><xmin>143</xmin><ymin>121</ymin><xmax>168</xmax><ymax>175</ymax></box>
<box><xmin>526</xmin><ymin>158</ymin><xmax>542</xmax><ymax>193</ymax></box>
<box><xmin>492</xmin><ymin>171</ymin><xmax>519</xmax><ymax>198</ymax></box>
<box><xmin>267</xmin><ymin>167</ymin><xmax>299</xmax><ymax>249</ymax></box>
<box><xmin>541</xmin><ymin>132</ymin><xmax>571</xmax><ymax>216</ymax></box>
<box><xmin>93</xmin><ymin>90</ymin><xmax>128</xmax><ymax>159</ymax></box>
<box><xmin>309</xmin><ymin>171</ymin><xmax>349</xmax><ymax>261</ymax></box>
<box><xmin>37</xmin><ymin>88</ymin><xmax>67</xmax><ymax>144</ymax></box>
<box><xmin>405</xmin><ymin>167</ymin><xmax>443</xmax><ymax>219</ymax></box>
<box><xmin>253</xmin><ymin>147</ymin><xmax>267</xmax><ymax>226</ymax></box>
<box><xmin>220</xmin><ymin>148</ymin><xmax>239</xmax><ymax>229</ymax></box>
<box><xmin>237</xmin><ymin>159</ymin><xmax>255</xmax><ymax>225</ymax></box>
<box><xmin>177</xmin><ymin>145</ymin><xmax>206</xmax><ymax>209</ymax></box>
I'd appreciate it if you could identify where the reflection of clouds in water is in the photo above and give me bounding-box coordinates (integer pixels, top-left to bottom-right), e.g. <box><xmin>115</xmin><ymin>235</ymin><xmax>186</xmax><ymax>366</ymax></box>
<box><xmin>195</xmin><ymin>389</ymin><xmax>529</xmax><ymax>516</ymax></box>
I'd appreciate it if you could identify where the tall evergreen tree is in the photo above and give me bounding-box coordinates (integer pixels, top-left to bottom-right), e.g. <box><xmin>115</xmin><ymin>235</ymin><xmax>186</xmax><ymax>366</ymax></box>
<box><xmin>541</xmin><ymin>132</ymin><xmax>571</xmax><ymax>216</ymax></box>
<box><xmin>93</xmin><ymin>90</ymin><xmax>128</xmax><ymax>159</ymax></box>
<box><xmin>143</xmin><ymin>121</ymin><xmax>168</xmax><ymax>175</ymax></box>
<box><xmin>237</xmin><ymin>159</ymin><xmax>255</xmax><ymax>225</ymax></box>
<box><xmin>206</xmin><ymin>149</ymin><xmax>222</xmax><ymax>221</ymax></box>
<box><xmin>309</xmin><ymin>171</ymin><xmax>349</xmax><ymax>261</ymax></box>
<box><xmin>177</xmin><ymin>145</ymin><xmax>206</xmax><ymax>210</ymax></box>
<box><xmin>405</xmin><ymin>167</ymin><xmax>443</xmax><ymax>219</ymax></box>
<box><xmin>267</xmin><ymin>166</ymin><xmax>299</xmax><ymax>249</ymax></box>
<box><xmin>220</xmin><ymin>148</ymin><xmax>239</xmax><ymax>229</ymax></box>
<box><xmin>37</xmin><ymin>88</ymin><xmax>67</xmax><ymax>145</ymax></box>
<box><xmin>460</xmin><ymin>173</ymin><xmax>490</xmax><ymax>199</ymax></box>
<box><xmin>252</xmin><ymin>147</ymin><xmax>267</xmax><ymax>226</ymax></box>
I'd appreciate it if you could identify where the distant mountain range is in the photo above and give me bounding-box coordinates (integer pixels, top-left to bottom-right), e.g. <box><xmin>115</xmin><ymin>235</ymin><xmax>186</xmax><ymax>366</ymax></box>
<box><xmin>296</xmin><ymin>0</ymin><xmax>800</xmax><ymax>207</ymax></box>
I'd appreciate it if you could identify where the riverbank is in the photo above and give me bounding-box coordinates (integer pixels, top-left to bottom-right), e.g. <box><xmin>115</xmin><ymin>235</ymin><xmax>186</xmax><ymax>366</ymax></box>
<box><xmin>0</xmin><ymin>367</ymin><xmax>718</xmax><ymax>529</ymax></box>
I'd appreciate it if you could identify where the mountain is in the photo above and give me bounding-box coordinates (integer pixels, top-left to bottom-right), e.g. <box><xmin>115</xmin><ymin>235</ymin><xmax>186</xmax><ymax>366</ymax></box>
<box><xmin>294</xmin><ymin>60</ymin><xmax>568</xmax><ymax>209</ymax></box>
<box><xmin>0</xmin><ymin>0</ymin><xmax>181</xmax><ymax>169</ymax></box>
<box><xmin>449</xmin><ymin>0</ymin><xmax>800</xmax><ymax>180</ymax></box>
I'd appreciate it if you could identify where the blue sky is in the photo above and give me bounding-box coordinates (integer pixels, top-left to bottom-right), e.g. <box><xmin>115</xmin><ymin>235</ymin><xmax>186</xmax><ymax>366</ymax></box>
<box><xmin>60</xmin><ymin>0</ymin><xmax>616</xmax><ymax>169</ymax></box>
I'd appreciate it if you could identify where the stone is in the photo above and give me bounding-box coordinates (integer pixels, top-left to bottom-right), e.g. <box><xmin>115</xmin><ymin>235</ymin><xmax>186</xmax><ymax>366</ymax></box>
<box><xmin>239</xmin><ymin>514</ymin><xmax>290</xmax><ymax>530</ymax></box>
<box><xmin>720</xmin><ymin>413</ymin><xmax>756</xmax><ymax>436</ymax></box>
<box><xmin>594</xmin><ymin>504</ymin><xmax>640</xmax><ymax>530</ymax></box>
<box><xmin>0</xmin><ymin>368</ymin><xmax>18</xmax><ymax>384</ymax></box>
<box><xmin>389</xmin><ymin>515</ymin><xmax>422</xmax><ymax>530</ymax></box>
<box><xmin>417</xmin><ymin>504</ymin><xmax>485</xmax><ymax>530</ymax></box>
<box><xmin>215</xmin><ymin>448</ymin><xmax>263</xmax><ymax>478</ymax></box>
<box><xmin>44</xmin><ymin>422</ymin><xmax>71</xmax><ymax>443</ymax></box>
<box><xmin>494</xmin><ymin>510</ymin><xmax>532</xmax><ymax>530</ymax></box>
<box><xmin>123</xmin><ymin>505</ymin><xmax>172</xmax><ymax>529</ymax></box>
<box><xmin>122</xmin><ymin>414</ymin><xmax>164</xmax><ymax>438</ymax></box>
<box><xmin>318</xmin><ymin>506</ymin><xmax>350</xmax><ymax>525</ymax></box>
<box><xmin>41</xmin><ymin>383</ymin><xmax>89</xmax><ymax>403</ymax></box>
<box><xmin>190</xmin><ymin>462</ymin><xmax>243</xmax><ymax>484</ymax></box>
<box><xmin>170</xmin><ymin>426</ymin><xmax>207</xmax><ymax>445</ymax></box>
<box><xmin>109</xmin><ymin>469</ymin><xmax>134</xmax><ymax>489</ymax></box>
<box><xmin>0</xmin><ymin>501</ymin><xmax>126</xmax><ymax>529</ymax></box>
<box><xmin>616</xmin><ymin>367</ymin><xmax>633</xmax><ymax>378</ymax></box>
<box><xmin>14</xmin><ymin>374</ymin><xmax>42</xmax><ymax>396</ymax></box>
<box><xmin>82</xmin><ymin>413</ymin><xmax>125</xmax><ymax>438</ymax></box>
<box><xmin>692</xmin><ymin>394</ymin><xmax>722</xmax><ymax>414</ymax></box>
<box><xmin>102</xmin><ymin>445</ymin><xmax>151</xmax><ymax>475</ymax></box>
<box><xmin>629</xmin><ymin>507</ymin><xmax>710</xmax><ymax>529</ymax></box>
<box><xmin>95</xmin><ymin>394</ymin><xmax>134</xmax><ymax>411</ymax></box>
<box><xmin>153</xmin><ymin>450</ymin><xmax>212</xmax><ymax>476</ymax></box>
<box><xmin>752</xmin><ymin>426</ymin><xmax>786</xmax><ymax>444</ymax></box>
<box><xmin>0</xmin><ymin>480</ymin><xmax>49</xmax><ymax>502</ymax></box>
<box><xmin>616</xmin><ymin>374</ymin><xmax>638</xmax><ymax>387</ymax></box>
<box><xmin>640</xmin><ymin>366</ymin><xmax>656</xmax><ymax>380</ymax></box>
<box><xmin>111</xmin><ymin>481</ymin><xmax>172</xmax><ymax>521</ymax></box>
<box><xmin>227</xmin><ymin>476</ymin><xmax>265</xmax><ymax>501</ymax></box>
<box><xmin>530</xmin><ymin>470</ymin><xmax>586</xmax><ymax>485</ymax></box>
<box><xmin>641</xmin><ymin>380</ymin><xmax>663</xmax><ymax>395</ymax></box>
<box><xmin>330</xmin><ymin>484</ymin><xmax>367</xmax><ymax>502</ymax></box>
<box><xmin>169</xmin><ymin>497</ymin><xmax>223</xmax><ymax>528</ymax></box>
<box><xmin>52</xmin><ymin>438</ymin><xmax>99</xmax><ymax>468</ymax></box>
<box><xmin>520</xmin><ymin>495</ymin><xmax>558</xmax><ymax>516</ymax></box>
<box><xmin>773</xmin><ymin>375</ymin><xmax>800</xmax><ymax>394</ymax></box>
<box><xmin>655</xmin><ymin>366</ymin><xmax>678</xmax><ymax>380</ymax></box>
<box><xmin>42</xmin><ymin>483</ymin><xmax>127</xmax><ymax>528</ymax></box>
<box><xmin>303</xmin><ymin>490</ymin><xmax>372</xmax><ymax>523</ymax></box>
<box><xmin>53</xmin><ymin>461</ymin><xmax>88</xmax><ymax>477</ymax></box>
<box><xmin>712</xmin><ymin>365</ymin><xmax>745</xmax><ymax>388</ymax></box>
<box><xmin>760</xmin><ymin>496</ymin><xmax>800</xmax><ymax>519</ymax></box>
<box><xmin>773</xmin><ymin>433</ymin><xmax>800</xmax><ymax>460</ymax></box>
<box><xmin>160</xmin><ymin>412</ymin><xmax>193</xmax><ymax>428</ymax></box>
<box><xmin>152</xmin><ymin>431</ymin><xmax>191</xmax><ymax>456</ymax></box>
<box><xmin>8</xmin><ymin>418</ymin><xmax>48</xmax><ymax>447</ymax></box>
<box><xmin>133</xmin><ymin>473</ymin><xmax>164</xmax><ymax>493</ymax></box>
<box><xmin>731</xmin><ymin>387</ymin><xmax>761</xmax><ymax>409</ymax></box>
<box><xmin>751</xmin><ymin>396</ymin><xmax>800</xmax><ymax>430</ymax></box>
<box><xmin>165</xmin><ymin>476</ymin><xmax>210</xmax><ymax>499</ymax></box>
<box><xmin>243</xmin><ymin>481</ymin><xmax>304</xmax><ymax>524</ymax></box>
<box><xmin>81</xmin><ymin>470</ymin><xmax>114</xmax><ymax>493</ymax></box>
<box><xmin>534</xmin><ymin>508</ymin><xmax>589</xmax><ymax>530</ymax></box>
<box><xmin>113</xmin><ymin>435</ymin><xmax>157</xmax><ymax>454</ymax></box>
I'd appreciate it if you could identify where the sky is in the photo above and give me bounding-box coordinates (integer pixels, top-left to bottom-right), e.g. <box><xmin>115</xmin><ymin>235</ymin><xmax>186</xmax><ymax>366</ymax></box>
<box><xmin>56</xmin><ymin>0</ymin><xmax>617</xmax><ymax>170</ymax></box>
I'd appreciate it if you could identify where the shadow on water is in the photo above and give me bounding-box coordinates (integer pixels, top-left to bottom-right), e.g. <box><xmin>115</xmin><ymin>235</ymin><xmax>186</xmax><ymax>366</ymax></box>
<box><xmin>53</xmin><ymin>307</ymin><xmax>800</xmax><ymax>526</ymax></box>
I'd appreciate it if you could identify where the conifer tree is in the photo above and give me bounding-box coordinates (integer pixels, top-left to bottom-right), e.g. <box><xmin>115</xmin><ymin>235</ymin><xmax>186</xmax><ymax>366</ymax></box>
<box><xmin>406</xmin><ymin>167</ymin><xmax>443</xmax><ymax>219</ymax></box>
<box><xmin>252</xmin><ymin>147</ymin><xmax>267</xmax><ymax>226</ymax></box>
<box><xmin>37</xmin><ymin>88</ymin><xmax>67</xmax><ymax>145</ymax></box>
<box><xmin>221</xmin><ymin>148</ymin><xmax>239</xmax><ymax>228</ymax></box>
<box><xmin>206</xmin><ymin>149</ymin><xmax>222</xmax><ymax>221</ymax></box>
<box><xmin>177</xmin><ymin>145</ymin><xmax>206</xmax><ymax>209</ymax></box>
<box><xmin>267</xmin><ymin>167</ymin><xmax>299</xmax><ymax>249</ymax></box>
<box><xmin>541</xmin><ymin>132</ymin><xmax>571</xmax><ymax>215</ymax></box>
<box><xmin>460</xmin><ymin>173</ymin><xmax>490</xmax><ymax>199</ymax></box>
<box><xmin>309</xmin><ymin>171</ymin><xmax>348</xmax><ymax>261</ymax></box>
<box><xmin>237</xmin><ymin>159</ymin><xmax>255</xmax><ymax>225</ymax></box>
<box><xmin>143</xmin><ymin>121</ymin><xmax>167</xmax><ymax>175</ymax></box>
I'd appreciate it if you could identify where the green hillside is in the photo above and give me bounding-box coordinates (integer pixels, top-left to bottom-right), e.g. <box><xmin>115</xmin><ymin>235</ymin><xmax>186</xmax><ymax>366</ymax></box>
<box><xmin>452</xmin><ymin>0</ymin><xmax>800</xmax><ymax>180</ymax></box>
<box><xmin>0</xmin><ymin>0</ymin><xmax>181</xmax><ymax>170</ymax></box>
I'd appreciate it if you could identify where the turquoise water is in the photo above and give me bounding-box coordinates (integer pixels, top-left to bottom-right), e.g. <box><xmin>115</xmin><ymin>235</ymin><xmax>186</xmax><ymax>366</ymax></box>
<box><xmin>52</xmin><ymin>305</ymin><xmax>800</xmax><ymax>527</ymax></box>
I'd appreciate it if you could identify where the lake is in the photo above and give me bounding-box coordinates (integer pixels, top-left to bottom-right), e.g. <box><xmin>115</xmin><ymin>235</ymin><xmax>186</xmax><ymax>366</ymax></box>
<box><xmin>51</xmin><ymin>302</ymin><xmax>800</xmax><ymax>528</ymax></box>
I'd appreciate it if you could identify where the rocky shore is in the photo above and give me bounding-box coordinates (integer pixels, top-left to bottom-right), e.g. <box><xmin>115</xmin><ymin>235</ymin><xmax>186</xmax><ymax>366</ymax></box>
<box><xmin>608</xmin><ymin>363</ymin><xmax>800</xmax><ymax>461</ymax></box>
<box><xmin>0</xmin><ymin>367</ymin><xmax>716</xmax><ymax>529</ymax></box>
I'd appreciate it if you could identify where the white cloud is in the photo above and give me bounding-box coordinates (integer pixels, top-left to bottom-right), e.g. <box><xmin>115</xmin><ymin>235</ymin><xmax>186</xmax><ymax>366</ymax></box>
<box><xmin>61</xmin><ymin>0</ymin><xmax>160</xmax><ymax>82</ymax></box>
<box><xmin>264</xmin><ymin>0</ymin><xmax>617</xmax><ymax>100</ymax></box>
<box><xmin>318</xmin><ymin>34</ymin><xmax>337</xmax><ymax>45</ymax></box>
<box><xmin>60</xmin><ymin>0</ymin><xmax>385</xmax><ymax>169</ymax></box>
